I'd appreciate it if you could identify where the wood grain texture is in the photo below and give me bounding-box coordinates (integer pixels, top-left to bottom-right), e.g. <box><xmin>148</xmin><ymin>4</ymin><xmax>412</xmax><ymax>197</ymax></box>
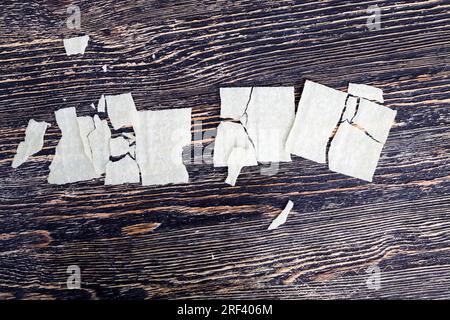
<box><xmin>0</xmin><ymin>0</ymin><xmax>449</xmax><ymax>300</ymax></box>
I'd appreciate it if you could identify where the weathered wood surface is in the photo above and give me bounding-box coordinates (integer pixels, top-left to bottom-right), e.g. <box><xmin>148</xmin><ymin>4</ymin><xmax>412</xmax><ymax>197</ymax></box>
<box><xmin>0</xmin><ymin>0</ymin><xmax>449</xmax><ymax>300</ymax></box>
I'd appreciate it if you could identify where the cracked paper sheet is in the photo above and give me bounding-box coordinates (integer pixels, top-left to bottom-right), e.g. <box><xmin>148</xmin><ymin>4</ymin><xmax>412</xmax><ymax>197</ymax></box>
<box><xmin>348</xmin><ymin>83</ymin><xmax>384</xmax><ymax>103</ymax></box>
<box><xmin>105</xmin><ymin>155</ymin><xmax>140</xmax><ymax>185</ymax></box>
<box><xmin>329</xmin><ymin>98</ymin><xmax>396</xmax><ymax>182</ymax></box>
<box><xmin>134</xmin><ymin>108</ymin><xmax>191</xmax><ymax>186</ymax></box>
<box><xmin>88</xmin><ymin>115</ymin><xmax>111</xmax><ymax>175</ymax></box>
<box><xmin>12</xmin><ymin>119</ymin><xmax>50</xmax><ymax>168</ymax></box>
<box><xmin>328</xmin><ymin>122</ymin><xmax>384</xmax><ymax>182</ymax></box>
<box><xmin>220</xmin><ymin>87</ymin><xmax>295</xmax><ymax>162</ymax></box>
<box><xmin>110</xmin><ymin>136</ymin><xmax>130</xmax><ymax>157</ymax></box>
<box><xmin>106</xmin><ymin>93</ymin><xmax>138</xmax><ymax>130</ymax></box>
<box><xmin>48</xmin><ymin>108</ymin><xmax>98</xmax><ymax>184</ymax></box>
<box><xmin>286</xmin><ymin>80</ymin><xmax>348</xmax><ymax>164</ymax></box>
<box><xmin>268</xmin><ymin>200</ymin><xmax>294</xmax><ymax>230</ymax></box>
<box><xmin>63</xmin><ymin>35</ymin><xmax>90</xmax><ymax>56</ymax></box>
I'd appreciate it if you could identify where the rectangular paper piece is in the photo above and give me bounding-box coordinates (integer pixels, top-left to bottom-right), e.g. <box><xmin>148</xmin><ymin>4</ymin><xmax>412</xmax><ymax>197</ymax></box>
<box><xmin>63</xmin><ymin>35</ymin><xmax>90</xmax><ymax>56</ymax></box>
<box><xmin>268</xmin><ymin>200</ymin><xmax>294</xmax><ymax>230</ymax></box>
<box><xmin>12</xmin><ymin>119</ymin><xmax>50</xmax><ymax>168</ymax></box>
<box><xmin>48</xmin><ymin>107</ymin><xmax>98</xmax><ymax>184</ymax></box>
<box><xmin>219</xmin><ymin>87</ymin><xmax>295</xmax><ymax>162</ymax></box>
<box><xmin>134</xmin><ymin>108</ymin><xmax>191</xmax><ymax>186</ymax></box>
<box><xmin>286</xmin><ymin>80</ymin><xmax>348</xmax><ymax>164</ymax></box>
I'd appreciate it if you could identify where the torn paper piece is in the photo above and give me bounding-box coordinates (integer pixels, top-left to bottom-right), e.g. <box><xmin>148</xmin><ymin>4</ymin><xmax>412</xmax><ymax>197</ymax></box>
<box><xmin>286</xmin><ymin>80</ymin><xmax>348</xmax><ymax>164</ymax></box>
<box><xmin>90</xmin><ymin>103</ymin><xmax>95</xmax><ymax>110</ymax></box>
<box><xmin>225</xmin><ymin>147</ymin><xmax>250</xmax><ymax>186</ymax></box>
<box><xmin>48</xmin><ymin>108</ymin><xmax>98</xmax><ymax>184</ymax></box>
<box><xmin>268</xmin><ymin>200</ymin><xmax>294</xmax><ymax>230</ymax></box>
<box><xmin>348</xmin><ymin>83</ymin><xmax>384</xmax><ymax>103</ymax></box>
<box><xmin>77</xmin><ymin>116</ymin><xmax>94</xmax><ymax>161</ymax></box>
<box><xmin>220</xmin><ymin>87</ymin><xmax>295</xmax><ymax>162</ymax></box>
<box><xmin>12</xmin><ymin>119</ymin><xmax>50</xmax><ymax>168</ymax></box>
<box><xmin>105</xmin><ymin>155</ymin><xmax>140</xmax><ymax>185</ymax></box>
<box><xmin>342</xmin><ymin>96</ymin><xmax>359</xmax><ymax>123</ymax></box>
<box><xmin>110</xmin><ymin>136</ymin><xmax>130</xmax><ymax>157</ymax></box>
<box><xmin>106</xmin><ymin>93</ymin><xmax>138</xmax><ymax>130</ymax></box>
<box><xmin>328</xmin><ymin>122</ymin><xmax>384</xmax><ymax>182</ymax></box>
<box><xmin>213</xmin><ymin>122</ymin><xmax>257</xmax><ymax>167</ymax></box>
<box><xmin>134</xmin><ymin>108</ymin><xmax>191</xmax><ymax>186</ymax></box>
<box><xmin>351</xmin><ymin>99</ymin><xmax>397</xmax><ymax>144</ymax></box>
<box><xmin>63</xmin><ymin>35</ymin><xmax>89</xmax><ymax>56</ymax></box>
<box><xmin>88</xmin><ymin>115</ymin><xmax>111</xmax><ymax>175</ymax></box>
<box><xmin>98</xmin><ymin>94</ymin><xmax>106</xmax><ymax>113</ymax></box>
<box><xmin>102</xmin><ymin>65</ymin><xmax>108</xmax><ymax>72</ymax></box>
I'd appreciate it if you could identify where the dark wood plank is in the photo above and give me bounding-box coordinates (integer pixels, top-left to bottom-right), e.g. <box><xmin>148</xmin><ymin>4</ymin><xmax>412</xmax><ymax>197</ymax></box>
<box><xmin>0</xmin><ymin>0</ymin><xmax>449</xmax><ymax>299</ymax></box>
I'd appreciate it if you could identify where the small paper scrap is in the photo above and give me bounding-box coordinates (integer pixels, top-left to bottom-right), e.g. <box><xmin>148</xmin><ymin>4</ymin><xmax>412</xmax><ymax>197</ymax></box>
<box><xmin>268</xmin><ymin>200</ymin><xmax>294</xmax><ymax>230</ymax></box>
<box><xmin>63</xmin><ymin>35</ymin><xmax>90</xmax><ymax>56</ymax></box>
<box><xmin>12</xmin><ymin>119</ymin><xmax>50</xmax><ymax>168</ymax></box>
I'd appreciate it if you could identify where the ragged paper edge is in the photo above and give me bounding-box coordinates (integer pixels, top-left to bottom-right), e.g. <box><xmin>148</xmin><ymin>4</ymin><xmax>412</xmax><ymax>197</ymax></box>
<box><xmin>12</xmin><ymin>119</ymin><xmax>50</xmax><ymax>168</ymax></box>
<box><xmin>98</xmin><ymin>94</ymin><xmax>106</xmax><ymax>113</ymax></box>
<box><xmin>348</xmin><ymin>83</ymin><xmax>384</xmax><ymax>103</ymax></box>
<box><xmin>225</xmin><ymin>147</ymin><xmax>248</xmax><ymax>186</ymax></box>
<box><xmin>88</xmin><ymin>115</ymin><xmax>111</xmax><ymax>175</ymax></box>
<box><xmin>268</xmin><ymin>200</ymin><xmax>294</xmax><ymax>230</ymax></box>
<box><xmin>63</xmin><ymin>35</ymin><xmax>90</xmax><ymax>56</ymax></box>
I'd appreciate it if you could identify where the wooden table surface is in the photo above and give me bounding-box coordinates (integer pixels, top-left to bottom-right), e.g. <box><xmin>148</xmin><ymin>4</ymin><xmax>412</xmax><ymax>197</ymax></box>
<box><xmin>0</xmin><ymin>0</ymin><xmax>449</xmax><ymax>300</ymax></box>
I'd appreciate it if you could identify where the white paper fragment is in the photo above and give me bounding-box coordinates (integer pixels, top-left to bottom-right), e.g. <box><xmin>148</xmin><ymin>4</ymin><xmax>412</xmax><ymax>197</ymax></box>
<box><xmin>90</xmin><ymin>103</ymin><xmax>95</xmax><ymax>110</ymax></box>
<box><xmin>106</xmin><ymin>93</ymin><xmax>138</xmax><ymax>130</ymax></box>
<box><xmin>225</xmin><ymin>147</ymin><xmax>249</xmax><ymax>186</ymax></box>
<box><xmin>97</xmin><ymin>94</ymin><xmax>106</xmax><ymax>113</ymax></box>
<box><xmin>88</xmin><ymin>115</ymin><xmax>111</xmax><ymax>175</ymax></box>
<box><xmin>351</xmin><ymin>99</ymin><xmax>397</xmax><ymax>144</ymax></box>
<box><xmin>342</xmin><ymin>96</ymin><xmax>359</xmax><ymax>123</ymax></box>
<box><xmin>219</xmin><ymin>87</ymin><xmax>295</xmax><ymax>162</ymax></box>
<box><xmin>268</xmin><ymin>200</ymin><xmax>294</xmax><ymax>230</ymax></box>
<box><xmin>134</xmin><ymin>108</ymin><xmax>191</xmax><ymax>186</ymax></box>
<box><xmin>63</xmin><ymin>35</ymin><xmax>90</xmax><ymax>56</ymax></box>
<box><xmin>48</xmin><ymin>108</ymin><xmax>98</xmax><ymax>184</ymax></box>
<box><xmin>105</xmin><ymin>155</ymin><xmax>140</xmax><ymax>185</ymax></box>
<box><xmin>286</xmin><ymin>80</ymin><xmax>348</xmax><ymax>164</ymax></box>
<box><xmin>77</xmin><ymin>116</ymin><xmax>95</xmax><ymax>161</ymax></box>
<box><xmin>348</xmin><ymin>83</ymin><xmax>384</xmax><ymax>103</ymax></box>
<box><xmin>328</xmin><ymin>122</ymin><xmax>384</xmax><ymax>182</ymax></box>
<box><xmin>110</xmin><ymin>136</ymin><xmax>130</xmax><ymax>157</ymax></box>
<box><xmin>12</xmin><ymin>119</ymin><xmax>50</xmax><ymax>168</ymax></box>
<box><xmin>213</xmin><ymin>122</ymin><xmax>257</xmax><ymax>167</ymax></box>
<box><xmin>102</xmin><ymin>65</ymin><xmax>108</xmax><ymax>72</ymax></box>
